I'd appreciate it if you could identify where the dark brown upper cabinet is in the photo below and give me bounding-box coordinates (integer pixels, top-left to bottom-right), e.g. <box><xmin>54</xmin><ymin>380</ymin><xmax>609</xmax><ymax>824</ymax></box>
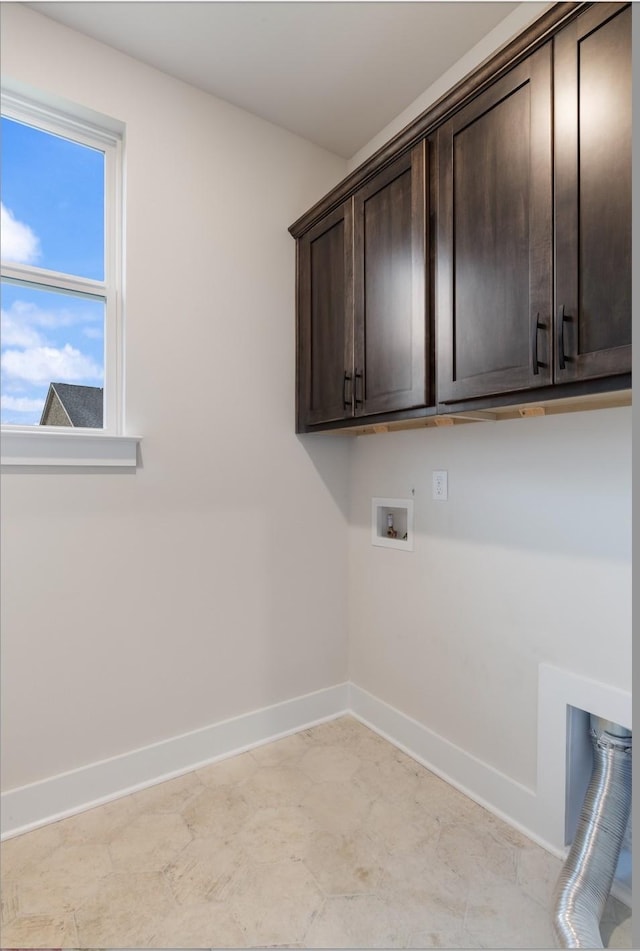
<box><xmin>297</xmin><ymin>200</ymin><xmax>353</xmax><ymax>427</ymax></box>
<box><xmin>296</xmin><ymin>141</ymin><xmax>429</xmax><ymax>431</ymax></box>
<box><xmin>292</xmin><ymin>3</ymin><xmax>631</xmax><ymax>434</ymax></box>
<box><xmin>554</xmin><ymin>2</ymin><xmax>631</xmax><ymax>383</ymax></box>
<box><xmin>436</xmin><ymin>44</ymin><xmax>553</xmax><ymax>405</ymax></box>
<box><xmin>437</xmin><ymin>3</ymin><xmax>631</xmax><ymax>408</ymax></box>
<box><xmin>353</xmin><ymin>143</ymin><xmax>428</xmax><ymax>418</ymax></box>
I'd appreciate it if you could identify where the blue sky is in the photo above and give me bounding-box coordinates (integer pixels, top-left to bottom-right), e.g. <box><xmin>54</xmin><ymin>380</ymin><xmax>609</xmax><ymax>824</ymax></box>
<box><xmin>1</xmin><ymin>116</ymin><xmax>105</xmax><ymax>425</ymax></box>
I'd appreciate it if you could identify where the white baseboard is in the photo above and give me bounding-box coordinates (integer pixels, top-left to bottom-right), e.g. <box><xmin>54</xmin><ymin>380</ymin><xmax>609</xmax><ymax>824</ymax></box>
<box><xmin>2</xmin><ymin>676</ymin><xmax>631</xmax><ymax>910</ymax></box>
<box><xmin>1</xmin><ymin>682</ymin><xmax>350</xmax><ymax>839</ymax></box>
<box><xmin>348</xmin><ymin>683</ymin><xmax>547</xmax><ymax>849</ymax></box>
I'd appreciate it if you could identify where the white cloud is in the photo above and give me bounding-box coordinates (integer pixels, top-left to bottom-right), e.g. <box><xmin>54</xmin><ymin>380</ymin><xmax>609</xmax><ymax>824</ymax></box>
<box><xmin>2</xmin><ymin>298</ymin><xmax>101</xmax><ymax>331</ymax></box>
<box><xmin>1</xmin><ymin>344</ymin><xmax>103</xmax><ymax>385</ymax></box>
<box><xmin>0</xmin><ymin>395</ymin><xmax>46</xmax><ymax>413</ymax></box>
<box><xmin>0</xmin><ymin>203</ymin><xmax>41</xmax><ymax>264</ymax></box>
<box><xmin>0</xmin><ymin>306</ymin><xmax>46</xmax><ymax>348</ymax></box>
<box><xmin>1</xmin><ymin>299</ymin><xmax>103</xmax><ymax>351</ymax></box>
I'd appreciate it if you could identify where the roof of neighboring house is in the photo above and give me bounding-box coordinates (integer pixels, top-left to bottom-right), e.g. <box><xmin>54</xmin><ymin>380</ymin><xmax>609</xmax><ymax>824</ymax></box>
<box><xmin>40</xmin><ymin>383</ymin><xmax>104</xmax><ymax>428</ymax></box>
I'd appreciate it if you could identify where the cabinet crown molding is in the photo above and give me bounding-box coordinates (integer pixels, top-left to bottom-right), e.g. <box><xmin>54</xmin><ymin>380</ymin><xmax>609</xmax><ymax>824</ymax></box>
<box><xmin>289</xmin><ymin>2</ymin><xmax>585</xmax><ymax>239</ymax></box>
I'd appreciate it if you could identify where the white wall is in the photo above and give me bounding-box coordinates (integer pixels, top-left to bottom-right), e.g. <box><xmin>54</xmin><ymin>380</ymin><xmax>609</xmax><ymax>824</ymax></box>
<box><xmin>0</xmin><ymin>3</ymin><xmax>350</xmax><ymax>792</ymax></box>
<box><xmin>348</xmin><ymin>410</ymin><xmax>632</xmax><ymax>791</ymax></box>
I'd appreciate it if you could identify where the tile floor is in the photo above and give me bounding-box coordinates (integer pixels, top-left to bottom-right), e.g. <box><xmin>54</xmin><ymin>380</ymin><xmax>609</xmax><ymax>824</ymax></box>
<box><xmin>0</xmin><ymin>716</ymin><xmax>632</xmax><ymax>949</ymax></box>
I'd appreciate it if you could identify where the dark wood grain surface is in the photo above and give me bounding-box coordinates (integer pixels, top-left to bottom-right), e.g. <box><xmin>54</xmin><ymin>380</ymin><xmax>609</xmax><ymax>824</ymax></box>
<box><xmin>297</xmin><ymin>201</ymin><xmax>354</xmax><ymax>429</ymax></box>
<box><xmin>354</xmin><ymin>142</ymin><xmax>428</xmax><ymax>416</ymax></box>
<box><xmin>437</xmin><ymin>44</ymin><xmax>553</xmax><ymax>404</ymax></box>
<box><xmin>554</xmin><ymin>2</ymin><xmax>631</xmax><ymax>381</ymax></box>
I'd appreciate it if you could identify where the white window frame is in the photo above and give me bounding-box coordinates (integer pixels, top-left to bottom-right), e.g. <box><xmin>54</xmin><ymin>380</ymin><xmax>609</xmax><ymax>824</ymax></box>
<box><xmin>0</xmin><ymin>88</ymin><xmax>139</xmax><ymax>466</ymax></box>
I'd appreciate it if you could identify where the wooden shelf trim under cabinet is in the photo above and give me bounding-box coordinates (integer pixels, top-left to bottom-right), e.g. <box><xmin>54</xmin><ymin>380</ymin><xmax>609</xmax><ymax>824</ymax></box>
<box><xmin>322</xmin><ymin>389</ymin><xmax>631</xmax><ymax>437</ymax></box>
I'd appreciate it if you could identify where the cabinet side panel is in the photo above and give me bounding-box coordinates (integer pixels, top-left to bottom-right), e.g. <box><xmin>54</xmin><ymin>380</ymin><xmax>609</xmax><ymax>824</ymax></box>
<box><xmin>578</xmin><ymin>6</ymin><xmax>631</xmax><ymax>354</ymax></box>
<box><xmin>453</xmin><ymin>83</ymin><xmax>531</xmax><ymax>381</ymax></box>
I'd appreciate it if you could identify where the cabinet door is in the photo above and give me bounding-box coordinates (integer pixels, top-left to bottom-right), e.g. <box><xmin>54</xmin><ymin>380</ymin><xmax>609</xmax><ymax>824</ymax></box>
<box><xmin>353</xmin><ymin>142</ymin><xmax>428</xmax><ymax>417</ymax></box>
<box><xmin>437</xmin><ymin>45</ymin><xmax>553</xmax><ymax>404</ymax></box>
<box><xmin>555</xmin><ymin>3</ymin><xmax>631</xmax><ymax>382</ymax></box>
<box><xmin>297</xmin><ymin>201</ymin><xmax>354</xmax><ymax>428</ymax></box>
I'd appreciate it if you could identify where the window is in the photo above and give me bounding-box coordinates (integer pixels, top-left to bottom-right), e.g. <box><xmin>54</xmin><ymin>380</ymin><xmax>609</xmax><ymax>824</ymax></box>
<box><xmin>0</xmin><ymin>88</ymin><xmax>136</xmax><ymax>465</ymax></box>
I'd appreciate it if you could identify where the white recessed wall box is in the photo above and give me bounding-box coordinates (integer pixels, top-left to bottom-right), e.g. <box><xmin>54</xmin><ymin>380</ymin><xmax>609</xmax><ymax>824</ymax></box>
<box><xmin>371</xmin><ymin>497</ymin><xmax>414</xmax><ymax>551</ymax></box>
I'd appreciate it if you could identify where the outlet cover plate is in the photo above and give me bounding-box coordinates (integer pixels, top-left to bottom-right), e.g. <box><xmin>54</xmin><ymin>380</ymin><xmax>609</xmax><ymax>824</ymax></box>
<box><xmin>432</xmin><ymin>470</ymin><xmax>448</xmax><ymax>501</ymax></box>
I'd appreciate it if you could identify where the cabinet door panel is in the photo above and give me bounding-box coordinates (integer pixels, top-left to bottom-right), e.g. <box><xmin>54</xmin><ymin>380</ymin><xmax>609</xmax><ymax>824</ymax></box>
<box><xmin>437</xmin><ymin>45</ymin><xmax>552</xmax><ymax>403</ymax></box>
<box><xmin>555</xmin><ymin>3</ymin><xmax>631</xmax><ymax>381</ymax></box>
<box><xmin>354</xmin><ymin>142</ymin><xmax>427</xmax><ymax>416</ymax></box>
<box><xmin>297</xmin><ymin>202</ymin><xmax>353</xmax><ymax>428</ymax></box>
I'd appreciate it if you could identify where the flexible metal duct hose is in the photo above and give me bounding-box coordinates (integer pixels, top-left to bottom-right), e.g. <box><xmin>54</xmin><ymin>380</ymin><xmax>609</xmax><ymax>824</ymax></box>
<box><xmin>552</xmin><ymin>716</ymin><xmax>632</xmax><ymax>949</ymax></box>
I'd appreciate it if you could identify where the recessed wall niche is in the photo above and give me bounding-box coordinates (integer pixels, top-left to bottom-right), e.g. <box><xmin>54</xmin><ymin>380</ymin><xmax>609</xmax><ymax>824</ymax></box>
<box><xmin>371</xmin><ymin>498</ymin><xmax>414</xmax><ymax>551</ymax></box>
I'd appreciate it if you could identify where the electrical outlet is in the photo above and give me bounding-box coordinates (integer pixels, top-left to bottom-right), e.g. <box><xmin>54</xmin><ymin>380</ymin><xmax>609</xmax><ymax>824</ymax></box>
<box><xmin>432</xmin><ymin>469</ymin><xmax>448</xmax><ymax>501</ymax></box>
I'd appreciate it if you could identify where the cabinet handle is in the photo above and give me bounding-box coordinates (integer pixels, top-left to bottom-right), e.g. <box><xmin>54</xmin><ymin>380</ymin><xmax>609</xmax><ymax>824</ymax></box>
<box><xmin>354</xmin><ymin>370</ymin><xmax>363</xmax><ymax>407</ymax></box>
<box><xmin>343</xmin><ymin>371</ymin><xmax>352</xmax><ymax>410</ymax></box>
<box><xmin>557</xmin><ymin>305</ymin><xmax>569</xmax><ymax>371</ymax></box>
<box><xmin>531</xmin><ymin>314</ymin><xmax>545</xmax><ymax>375</ymax></box>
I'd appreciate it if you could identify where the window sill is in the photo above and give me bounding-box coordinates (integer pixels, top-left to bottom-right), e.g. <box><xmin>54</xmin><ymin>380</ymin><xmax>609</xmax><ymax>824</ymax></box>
<box><xmin>0</xmin><ymin>429</ymin><xmax>141</xmax><ymax>467</ymax></box>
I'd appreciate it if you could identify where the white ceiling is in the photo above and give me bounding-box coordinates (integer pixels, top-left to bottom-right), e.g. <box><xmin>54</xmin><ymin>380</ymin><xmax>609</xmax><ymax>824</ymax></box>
<box><xmin>26</xmin><ymin>1</ymin><xmax>521</xmax><ymax>157</ymax></box>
